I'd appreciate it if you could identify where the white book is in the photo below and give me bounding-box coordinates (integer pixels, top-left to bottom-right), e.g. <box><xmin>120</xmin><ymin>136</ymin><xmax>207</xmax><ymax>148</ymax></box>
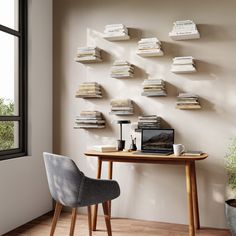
<box><xmin>137</xmin><ymin>49</ymin><xmax>164</xmax><ymax>57</ymax></box>
<box><xmin>138</xmin><ymin>44</ymin><xmax>161</xmax><ymax>50</ymax></box>
<box><xmin>169</xmin><ymin>31</ymin><xmax>200</xmax><ymax>40</ymax></box>
<box><xmin>139</xmin><ymin>37</ymin><xmax>161</xmax><ymax>44</ymax></box>
<box><xmin>178</xmin><ymin>93</ymin><xmax>199</xmax><ymax>98</ymax></box>
<box><xmin>92</xmin><ymin>145</ymin><xmax>117</xmax><ymax>152</ymax></box>
<box><xmin>173</xmin><ymin>56</ymin><xmax>194</xmax><ymax>60</ymax></box>
<box><xmin>105</xmin><ymin>24</ymin><xmax>125</xmax><ymax>29</ymax></box>
<box><xmin>104</xmin><ymin>28</ymin><xmax>128</xmax><ymax>34</ymax></box>
<box><xmin>77</xmin><ymin>46</ymin><xmax>98</xmax><ymax>51</ymax></box>
<box><xmin>113</xmin><ymin>60</ymin><xmax>130</xmax><ymax>66</ymax></box>
<box><xmin>171</xmin><ymin>65</ymin><xmax>196</xmax><ymax>73</ymax></box>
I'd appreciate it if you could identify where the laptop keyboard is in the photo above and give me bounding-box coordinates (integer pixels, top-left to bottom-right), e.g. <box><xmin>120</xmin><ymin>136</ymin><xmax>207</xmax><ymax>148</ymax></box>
<box><xmin>133</xmin><ymin>151</ymin><xmax>172</xmax><ymax>156</ymax></box>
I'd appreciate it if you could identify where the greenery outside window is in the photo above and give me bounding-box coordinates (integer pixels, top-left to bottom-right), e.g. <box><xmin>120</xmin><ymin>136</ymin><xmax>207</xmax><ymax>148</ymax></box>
<box><xmin>0</xmin><ymin>0</ymin><xmax>27</xmax><ymax>160</ymax></box>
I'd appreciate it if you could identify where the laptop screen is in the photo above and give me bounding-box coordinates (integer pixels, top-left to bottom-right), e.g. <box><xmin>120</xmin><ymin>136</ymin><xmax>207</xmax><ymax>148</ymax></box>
<box><xmin>141</xmin><ymin>129</ymin><xmax>174</xmax><ymax>153</ymax></box>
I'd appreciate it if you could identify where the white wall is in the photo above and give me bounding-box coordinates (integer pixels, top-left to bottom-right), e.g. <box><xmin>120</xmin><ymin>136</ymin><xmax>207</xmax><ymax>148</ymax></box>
<box><xmin>53</xmin><ymin>0</ymin><xmax>236</xmax><ymax>228</ymax></box>
<box><xmin>0</xmin><ymin>0</ymin><xmax>53</xmax><ymax>234</ymax></box>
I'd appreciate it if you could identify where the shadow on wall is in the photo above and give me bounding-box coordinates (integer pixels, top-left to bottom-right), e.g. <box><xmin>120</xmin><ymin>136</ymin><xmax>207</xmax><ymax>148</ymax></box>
<box><xmin>128</xmin><ymin>27</ymin><xmax>142</xmax><ymax>41</ymax></box>
<box><xmin>198</xmin><ymin>24</ymin><xmax>236</xmax><ymax>42</ymax></box>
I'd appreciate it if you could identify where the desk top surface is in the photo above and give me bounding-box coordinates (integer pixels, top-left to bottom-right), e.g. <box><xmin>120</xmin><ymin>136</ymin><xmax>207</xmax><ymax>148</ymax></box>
<box><xmin>84</xmin><ymin>151</ymin><xmax>208</xmax><ymax>162</ymax></box>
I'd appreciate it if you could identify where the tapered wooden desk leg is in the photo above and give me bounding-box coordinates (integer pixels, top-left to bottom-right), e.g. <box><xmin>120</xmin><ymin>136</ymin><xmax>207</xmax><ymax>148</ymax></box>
<box><xmin>191</xmin><ymin>162</ymin><xmax>200</xmax><ymax>229</ymax></box>
<box><xmin>88</xmin><ymin>206</ymin><xmax>92</xmax><ymax>236</ymax></box>
<box><xmin>186</xmin><ymin>162</ymin><xmax>195</xmax><ymax>236</ymax></box>
<box><xmin>92</xmin><ymin>158</ymin><xmax>102</xmax><ymax>231</ymax></box>
<box><xmin>108</xmin><ymin>161</ymin><xmax>113</xmax><ymax>217</ymax></box>
<box><xmin>50</xmin><ymin>202</ymin><xmax>62</xmax><ymax>236</ymax></box>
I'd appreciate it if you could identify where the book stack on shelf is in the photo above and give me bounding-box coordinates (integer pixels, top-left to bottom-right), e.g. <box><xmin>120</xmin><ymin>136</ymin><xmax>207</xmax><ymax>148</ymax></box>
<box><xmin>135</xmin><ymin>115</ymin><xmax>161</xmax><ymax>132</ymax></box>
<box><xmin>176</xmin><ymin>93</ymin><xmax>201</xmax><ymax>110</ymax></box>
<box><xmin>74</xmin><ymin>111</ymin><xmax>106</xmax><ymax>129</ymax></box>
<box><xmin>75</xmin><ymin>82</ymin><xmax>102</xmax><ymax>98</ymax></box>
<box><xmin>75</xmin><ymin>46</ymin><xmax>102</xmax><ymax>63</ymax></box>
<box><xmin>169</xmin><ymin>20</ymin><xmax>200</xmax><ymax>40</ymax></box>
<box><xmin>171</xmin><ymin>56</ymin><xmax>196</xmax><ymax>73</ymax></box>
<box><xmin>110</xmin><ymin>99</ymin><xmax>134</xmax><ymax>115</ymax></box>
<box><xmin>141</xmin><ymin>78</ymin><xmax>167</xmax><ymax>97</ymax></box>
<box><xmin>103</xmin><ymin>24</ymin><xmax>130</xmax><ymax>41</ymax></box>
<box><xmin>136</xmin><ymin>38</ymin><xmax>164</xmax><ymax>57</ymax></box>
<box><xmin>110</xmin><ymin>60</ymin><xmax>134</xmax><ymax>78</ymax></box>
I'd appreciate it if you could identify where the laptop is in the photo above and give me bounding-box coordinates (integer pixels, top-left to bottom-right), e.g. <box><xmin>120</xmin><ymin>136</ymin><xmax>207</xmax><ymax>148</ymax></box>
<box><xmin>135</xmin><ymin>129</ymin><xmax>174</xmax><ymax>155</ymax></box>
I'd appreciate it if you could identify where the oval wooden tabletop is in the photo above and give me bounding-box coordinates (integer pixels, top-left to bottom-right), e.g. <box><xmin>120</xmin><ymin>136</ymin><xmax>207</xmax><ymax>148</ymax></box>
<box><xmin>84</xmin><ymin>150</ymin><xmax>208</xmax><ymax>162</ymax></box>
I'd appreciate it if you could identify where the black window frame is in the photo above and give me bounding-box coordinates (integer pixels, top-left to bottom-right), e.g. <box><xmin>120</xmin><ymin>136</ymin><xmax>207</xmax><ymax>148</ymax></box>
<box><xmin>0</xmin><ymin>0</ymin><xmax>27</xmax><ymax>161</ymax></box>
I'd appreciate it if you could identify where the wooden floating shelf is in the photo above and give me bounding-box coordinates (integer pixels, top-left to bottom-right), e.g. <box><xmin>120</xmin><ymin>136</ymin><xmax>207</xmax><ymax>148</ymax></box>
<box><xmin>136</xmin><ymin>50</ymin><xmax>164</xmax><ymax>57</ymax></box>
<box><xmin>103</xmin><ymin>34</ymin><xmax>130</xmax><ymax>41</ymax></box>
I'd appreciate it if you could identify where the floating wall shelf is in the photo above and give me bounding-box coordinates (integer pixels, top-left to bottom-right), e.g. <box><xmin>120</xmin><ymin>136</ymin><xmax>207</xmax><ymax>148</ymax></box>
<box><xmin>74</xmin><ymin>111</ymin><xmax>106</xmax><ymax>129</ymax></box>
<box><xmin>75</xmin><ymin>82</ymin><xmax>102</xmax><ymax>98</ymax></box>
<box><xmin>103</xmin><ymin>24</ymin><xmax>130</xmax><ymax>41</ymax></box>
<box><xmin>136</xmin><ymin>37</ymin><xmax>164</xmax><ymax>57</ymax></box>
<box><xmin>176</xmin><ymin>93</ymin><xmax>201</xmax><ymax>110</ymax></box>
<box><xmin>171</xmin><ymin>56</ymin><xmax>196</xmax><ymax>74</ymax></box>
<box><xmin>75</xmin><ymin>46</ymin><xmax>102</xmax><ymax>63</ymax></box>
<box><xmin>110</xmin><ymin>99</ymin><xmax>134</xmax><ymax>116</ymax></box>
<box><xmin>169</xmin><ymin>20</ymin><xmax>200</xmax><ymax>41</ymax></box>
<box><xmin>141</xmin><ymin>79</ymin><xmax>167</xmax><ymax>97</ymax></box>
<box><xmin>110</xmin><ymin>60</ymin><xmax>134</xmax><ymax>78</ymax></box>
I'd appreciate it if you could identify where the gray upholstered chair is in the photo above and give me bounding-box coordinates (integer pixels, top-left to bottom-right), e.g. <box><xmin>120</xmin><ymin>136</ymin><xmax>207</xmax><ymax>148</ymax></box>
<box><xmin>43</xmin><ymin>152</ymin><xmax>120</xmax><ymax>236</ymax></box>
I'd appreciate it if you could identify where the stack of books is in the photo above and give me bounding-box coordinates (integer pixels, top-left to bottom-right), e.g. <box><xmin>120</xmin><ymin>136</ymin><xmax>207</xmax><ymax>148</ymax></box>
<box><xmin>103</xmin><ymin>24</ymin><xmax>130</xmax><ymax>41</ymax></box>
<box><xmin>141</xmin><ymin>79</ymin><xmax>167</xmax><ymax>97</ymax></box>
<box><xmin>75</xmin><ymin>82</ymin><xmax>102</xmax><ymax>98</ymax></box>
<box><xmin>92</xmin><ymin>145</ymin><xmax>117</xmax><ymax>152</ymax></box>
<box><xmin>75</xmin><ymin>46</ymin><xmax>102</xmax><ymax>63</ymax></box>
<box><xmin>74</xmin><ymin>111</ymin><xmax>106</xmax><ymax>129</ymax></box>
<box><xmin>110</xmin><ymin>60</ymin><xmax>134</xmax><ymax>78</ymax></box>
<box><xmin>137</xmin><ymin>115</ymin><xmax>162</xmax><ymax>131</ymax></box>
<box><xmin>169</xmin><ymin>20</ymin><xmax>200</xmax><ymax>40</ymax></box>
<box><xmin>110</xmin><ymin>99</ymin><xmax>134</xmax><ymax>115</ymax></box>
<box><xmin>136</xmin><ymin>38</ymin><xmax>164</xmax><ymax>57</ymax></box>
<box><xmin>176</xmin><ymin>93</ymin><xmax>201</xmax><ymax>110</ymax></box>
<box><xmin>171</xmin><ymin>56</ymin><xmax>196</xmax><ymax>73</ymax></box>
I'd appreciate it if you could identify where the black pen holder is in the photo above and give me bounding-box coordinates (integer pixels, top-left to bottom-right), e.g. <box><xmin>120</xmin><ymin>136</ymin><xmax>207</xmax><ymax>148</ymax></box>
<box><xmin>130</xmin><ymin>140</ymin><xmax>137</xmax><ymax>151</ymax></box>
<box><xmin>117</xmin><ymin>140</ymin><xmax>125</xmax><ymax>151</ymax></box>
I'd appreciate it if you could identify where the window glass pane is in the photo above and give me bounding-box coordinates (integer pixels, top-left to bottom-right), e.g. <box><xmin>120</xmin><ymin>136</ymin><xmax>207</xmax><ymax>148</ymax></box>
<box><xmin>0</xmin><ymin>31</ymin><xmax>19</xmax><ymax>115</ymax></box>
<box><xmin>0</xmin><ymin>121</ymin><xmax>19</xmax><ymax>151</ymax></box>
<box><xmin>0</xmin><ymin>0</ymin><xmax>19</xmax><ymax>30</ymax></box>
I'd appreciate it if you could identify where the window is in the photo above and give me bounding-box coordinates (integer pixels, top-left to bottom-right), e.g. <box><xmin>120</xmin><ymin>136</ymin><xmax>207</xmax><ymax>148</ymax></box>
<box><xmin>0</xmin><ymin>0</ymin><xmax>27</xmax><ymax>160</ymax></box>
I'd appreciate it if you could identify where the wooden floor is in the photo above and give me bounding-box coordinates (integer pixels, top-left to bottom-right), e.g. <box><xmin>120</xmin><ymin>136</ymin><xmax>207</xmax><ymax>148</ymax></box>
<box><xmin>4</xmin><ymin>212</ymin><xmax>230</xmax><ymax>236</ymax></box>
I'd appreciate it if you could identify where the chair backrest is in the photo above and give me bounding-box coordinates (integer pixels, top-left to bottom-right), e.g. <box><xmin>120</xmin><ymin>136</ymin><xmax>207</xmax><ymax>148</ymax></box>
<box><xmin>43</xmin><ymin>152</ymin><xmax>85</xmax><ymax>207</ymax></box>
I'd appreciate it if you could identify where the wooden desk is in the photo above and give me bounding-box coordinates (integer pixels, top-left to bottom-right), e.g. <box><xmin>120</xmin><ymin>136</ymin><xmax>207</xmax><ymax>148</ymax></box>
<box><xmin>84</xmin><ymin>151</ymin><xmax>208</xmax><ymax>236</ymax></box>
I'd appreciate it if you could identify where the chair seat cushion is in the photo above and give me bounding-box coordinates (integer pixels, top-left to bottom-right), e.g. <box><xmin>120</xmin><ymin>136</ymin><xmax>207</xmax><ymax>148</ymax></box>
<box><xmin>78</xmin><ymin>177</ymin><xmax>120</xmax><ymax>207</ymax></box>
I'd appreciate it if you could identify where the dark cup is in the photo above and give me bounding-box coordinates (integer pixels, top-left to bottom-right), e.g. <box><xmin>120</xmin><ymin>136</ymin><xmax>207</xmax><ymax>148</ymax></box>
<box><xmin>117</xmin><ymin>140</ymin><xmax>125</xmax><ymax>151</ymax></box>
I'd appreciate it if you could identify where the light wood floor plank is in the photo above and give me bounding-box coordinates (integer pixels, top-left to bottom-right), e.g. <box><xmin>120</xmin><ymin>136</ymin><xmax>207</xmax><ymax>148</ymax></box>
<box><xmin>3</xmin><ymin>212</ymin><xmax>230</xmax><ymax>236</ymax></box>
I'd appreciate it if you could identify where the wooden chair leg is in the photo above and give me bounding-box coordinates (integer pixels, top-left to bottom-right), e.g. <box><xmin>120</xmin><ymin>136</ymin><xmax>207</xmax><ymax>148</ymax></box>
<box><xmin>50</xmin><ymin>202</ymin><xmax>62</xmax><ymax>236</ymax></box>
<box><xmin>102</xmin><ymin>201</ymin><xmax>112</xmax><ymax>236</ymax></box>
<box><xmin>88</xmin><ymin>206</ymin><xmax>92</xmax><ymax>236</ymax></box>
<box><xmin>69</xmin><ymin>208</ymin><xmax>77</xmax><ymax>236</ymax></box>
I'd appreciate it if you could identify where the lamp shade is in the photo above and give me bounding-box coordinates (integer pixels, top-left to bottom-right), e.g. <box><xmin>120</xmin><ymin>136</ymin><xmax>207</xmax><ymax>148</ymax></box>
<box><xmin>112</xmin><ymin>120</ymin><xmax>131</xmax><ymax>124</ymax></box>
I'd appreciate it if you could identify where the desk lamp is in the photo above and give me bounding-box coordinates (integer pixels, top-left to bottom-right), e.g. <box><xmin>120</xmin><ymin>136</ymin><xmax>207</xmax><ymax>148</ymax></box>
<box><xmin>113</xmin><ymin>120</ymin><xmax>131</xmax><ymax>151</ymax></box>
